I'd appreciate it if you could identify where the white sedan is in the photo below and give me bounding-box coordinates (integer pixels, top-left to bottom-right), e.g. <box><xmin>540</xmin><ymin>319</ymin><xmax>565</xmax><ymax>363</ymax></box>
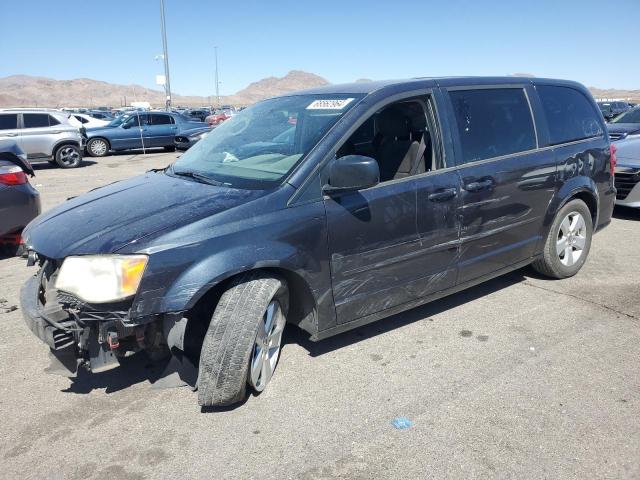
<box><xmin>68</xmin><ymin>113</ymin><xmax>110</xmax><ymax>129</ymax></box>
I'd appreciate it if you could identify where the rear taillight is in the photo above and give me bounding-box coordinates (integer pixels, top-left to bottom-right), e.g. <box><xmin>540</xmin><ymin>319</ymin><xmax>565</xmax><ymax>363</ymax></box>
<box><xmin>610</xmin><ymin>143</ymin><xmax>617</xmax><ymax>178</ymax></box>
<box><xmin>0</xmin><ymin>166</ymin><xmax>27</xmax><ymax>186</ymax></box>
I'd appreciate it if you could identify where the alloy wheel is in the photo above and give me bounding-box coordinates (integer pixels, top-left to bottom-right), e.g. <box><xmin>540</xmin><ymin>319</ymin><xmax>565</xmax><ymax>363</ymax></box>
<box><xmin>556</xmin><ymin>211</ymin><xmax>587</xmax><ymax>267</ymax></box>
<box><xmin>249</xmin><ymin>300</ymin><xmax>285</xmax><ymax>392</ymax></box>
<box><xmin>58</xmin><ymin>146</ymin><xmax>80</xmax><ymax>166</ymax></box>
<box><xmin>90</xmin><ymin>139</ymin><xmax>108</xmax><ymax>156</ymax></box>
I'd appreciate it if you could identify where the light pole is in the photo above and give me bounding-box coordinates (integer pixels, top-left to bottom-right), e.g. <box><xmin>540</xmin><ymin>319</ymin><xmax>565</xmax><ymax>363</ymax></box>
<box><xmin>214</xmin><ymin>46</ymin><xmax>220</xmax><ymax>107</ymax></box>
<box><xmin>159</xmin><ymin>0</ymin><xmax>172</xmax><ymax>110</ymax></box>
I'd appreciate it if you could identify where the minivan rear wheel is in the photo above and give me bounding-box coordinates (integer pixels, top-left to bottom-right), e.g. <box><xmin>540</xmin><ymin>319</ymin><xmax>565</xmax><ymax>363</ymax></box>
<box><xmin>197</xmin><ymin>271</ymin><xmax>288</xmax><ymax>407</ymax></box>
<box><xmin>54</xmin><ymin>144</ymin><xmax>82</xmax><ymax>168</ymax></box>
<box><xmin>532</xmin><ymin>199</ymin><xmax>592</xmax><ymax>279</ymax></box>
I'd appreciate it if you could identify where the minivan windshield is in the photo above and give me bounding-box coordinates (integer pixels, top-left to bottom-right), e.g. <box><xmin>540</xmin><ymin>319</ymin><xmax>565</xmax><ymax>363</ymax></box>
<box><xmin>171</xmin><ymin>94</ymin><xmax>362</xmax><ymax>189</ymax></box>
<box><xmin>610</xmin><ymin>107</ymin><xmax>640</xmax><ymax>124</ymax></box>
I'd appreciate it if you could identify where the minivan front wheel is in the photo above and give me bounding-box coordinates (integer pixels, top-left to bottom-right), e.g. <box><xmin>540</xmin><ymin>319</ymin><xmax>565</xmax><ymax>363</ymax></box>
<box><xmin>197</xmin><ymin>272</ymin><xmax>288</xmax><ymax>407</ymax></box>
<box><xmin>87</xmin><ymin>138</ymin><xmax>110</xmax><ymax>157</ymax></box>
<box><xmin>533</xmin><ymin>199</ymin><xmax>593</xmax><ymax>279</ymax></box>
<box><xmin>55</xmin><ymin>144</ymin><xmax>82</xmax><ymax>168</ymax></box>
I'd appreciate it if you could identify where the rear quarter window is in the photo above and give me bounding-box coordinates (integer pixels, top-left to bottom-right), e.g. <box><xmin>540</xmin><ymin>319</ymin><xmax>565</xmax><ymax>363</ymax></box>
<box><xmin>449</xmin><ymin>88</ymin><xmax>537</xmax><ymax>164</ymax></box>
<box><xmin>537</xmin><ymin>85</ymin><xmax>603</xmax><ymax>145</ymax></box>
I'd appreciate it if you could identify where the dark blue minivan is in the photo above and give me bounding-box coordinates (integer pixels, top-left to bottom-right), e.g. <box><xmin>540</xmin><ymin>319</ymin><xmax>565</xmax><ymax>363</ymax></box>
<box><xmin>20</xmin><ymin>77</ymin><xmax>616</xmax><ymax>407</ymax></box>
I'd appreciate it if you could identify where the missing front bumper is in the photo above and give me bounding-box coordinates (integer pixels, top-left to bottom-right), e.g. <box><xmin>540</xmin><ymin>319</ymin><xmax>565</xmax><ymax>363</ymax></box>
<box><xmin>20</xmin><ymin>275</ymin><xmax>122</xmax><ymax>376</ymax></box>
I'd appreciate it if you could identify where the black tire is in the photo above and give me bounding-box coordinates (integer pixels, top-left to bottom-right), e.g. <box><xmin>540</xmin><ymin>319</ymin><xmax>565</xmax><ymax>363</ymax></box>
<box><xmin>197</xmin><ymin>271</ymin><xmax>288</xmax><ymax>407</ymax></box>
<box><xmin>54</xmin><ymin>144</ymin><xmax>82</xmax><ymax>168</ymax></box>
<box><xmin>532</xmin><ymin>199</ymin><xmax>593</xmax><ymax>279</ymax></box>
<box><xmin>48</xmin><ymin>160</ymin><xmax>57</xmax><ymax>166</ymax></box>
<box><xmin>87</xmin><ymin>138</ymin><xmax>110</xmax><ymax>157</ymax></box>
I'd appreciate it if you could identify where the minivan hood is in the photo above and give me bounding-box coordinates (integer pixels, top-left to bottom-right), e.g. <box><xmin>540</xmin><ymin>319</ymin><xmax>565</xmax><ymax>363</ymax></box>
<box><xmin>23</xmin><ymin>172</ymin><xmax>266</xmax><ymax>259</ymax></box>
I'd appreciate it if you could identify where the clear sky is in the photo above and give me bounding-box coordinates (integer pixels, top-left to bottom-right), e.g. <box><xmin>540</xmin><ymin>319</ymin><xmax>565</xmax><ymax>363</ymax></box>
<box><xmin>2</xmin><ymin>0</ymin><xmax>639</xmax><ymax>96</ymax></box>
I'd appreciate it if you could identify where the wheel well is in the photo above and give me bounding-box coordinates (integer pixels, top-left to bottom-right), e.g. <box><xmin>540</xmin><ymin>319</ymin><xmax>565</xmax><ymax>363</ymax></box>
<box><xmin>569</xmin><ymin>191</ymin><xmax>597</xmax><ymax>225</ymax></box>
<box><xmin>182</xmin><ymin>268</ymin><xmax>317</xmax><ymax>357</ymax></box>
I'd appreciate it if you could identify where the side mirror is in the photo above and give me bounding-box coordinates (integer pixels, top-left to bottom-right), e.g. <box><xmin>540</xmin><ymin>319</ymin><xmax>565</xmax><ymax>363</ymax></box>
<box><xmin>122</xmin><ymin>123</ymin><xmax>133</xmax><ymax>129</ymax></box>
<box><xmin>323</xmin><ymin>155</ymin><xmax>379</xmax><ymax>193</ymax></box>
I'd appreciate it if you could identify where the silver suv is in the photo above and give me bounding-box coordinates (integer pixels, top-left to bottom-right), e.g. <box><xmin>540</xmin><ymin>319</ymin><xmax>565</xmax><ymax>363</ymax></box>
<box><xmin>0</xmin><ymin>110</ymin><xmax>84</xmax><ymax>168</ymax></box>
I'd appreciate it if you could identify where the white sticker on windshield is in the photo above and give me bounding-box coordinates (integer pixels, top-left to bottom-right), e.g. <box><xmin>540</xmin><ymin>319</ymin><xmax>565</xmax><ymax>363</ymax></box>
<box><xmin>306</xmin><ymin>98</ymin><xmax>355</xmax><ymax>110</ymax></box>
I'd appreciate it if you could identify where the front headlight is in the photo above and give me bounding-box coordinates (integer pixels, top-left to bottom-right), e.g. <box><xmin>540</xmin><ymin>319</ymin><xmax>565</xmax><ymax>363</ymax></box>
<box><xmin>55</xmin><ymin>255</ymin><xmax>148</xmax><ymax>303</ymax></box>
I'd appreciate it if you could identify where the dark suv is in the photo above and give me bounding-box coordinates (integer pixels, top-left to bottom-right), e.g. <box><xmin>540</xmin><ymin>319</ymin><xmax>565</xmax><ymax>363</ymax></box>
<box><xmin>20</xmin><ymin>77</ymin><xmax>616</xmax><ymax>407</ymax></box>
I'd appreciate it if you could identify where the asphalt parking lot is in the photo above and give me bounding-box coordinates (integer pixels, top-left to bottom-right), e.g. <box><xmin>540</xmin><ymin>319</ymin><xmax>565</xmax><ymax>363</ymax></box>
<box><xmin>0</xmin><ymin>151</ymin><xmax>638</xmax><ymax>480</ymax></box>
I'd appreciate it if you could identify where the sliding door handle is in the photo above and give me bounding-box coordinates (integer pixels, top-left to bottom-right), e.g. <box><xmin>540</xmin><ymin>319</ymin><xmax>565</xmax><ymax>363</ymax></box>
<box><xmin>428</xmin><ymin>188</ymin><xmax>457</xmax><ymax>202</ymax></box>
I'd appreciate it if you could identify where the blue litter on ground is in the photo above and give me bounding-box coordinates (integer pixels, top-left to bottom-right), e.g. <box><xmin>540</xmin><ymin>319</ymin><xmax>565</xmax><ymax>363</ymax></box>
<box><xmin>391</xmin><ymin>417</ymin><xmax>413</xmax><ymax>429</ymax></box>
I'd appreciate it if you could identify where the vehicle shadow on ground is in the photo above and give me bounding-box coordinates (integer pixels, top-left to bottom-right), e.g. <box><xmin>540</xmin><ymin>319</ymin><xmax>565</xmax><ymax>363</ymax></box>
<box><xmin>31</xmin><ymin>160</ymin><xmax>97</xmax><ymax>171</ymax></box>
<box><xmin>62</xmin><ymin>353</ymin><xmax>168</xmax><ymax>394</ymax></box>
<box><xmin>106</xmin><ymin>148</ymin><xmax>173</xmax><ymax>156</ymax></box>
<box><xmin>613</xmin><ymin>206</ymin><xmax>640</xmax><ymax>221</ymax></box>
<box><xmin>286</xmin><ymin>270</ymin><xmax>528</xmax><ymax>358</ymax></box>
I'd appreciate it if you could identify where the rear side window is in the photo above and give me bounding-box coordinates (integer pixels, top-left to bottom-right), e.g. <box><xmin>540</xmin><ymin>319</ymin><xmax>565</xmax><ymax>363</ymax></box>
<box><xmin>23</xmin><ymin>113</ymin><xmax>51</xmax><ymax>128</ymax></box>
<box><xmin>0</xmin><ymin>114</ymin><xmax>18</xmax><ymax>130</ymax></box>
<box><xmin>449</xmin><ymin>88</ymin><xmax>537</xmax><ymax>164</ymax></box>
<box><xmin>537</xmin><ymin>85</ymin><xmax>603</xmax><ymax>145</ymax></box>
<box><xmin>48</xmin><ymin>115</ymin><xmax>60</xmax><ymax>126</ymax></box>
<box><xmin>150</xmin><ymin>114</ymin><xmax>173</xmax><ymax>125</ymax></box>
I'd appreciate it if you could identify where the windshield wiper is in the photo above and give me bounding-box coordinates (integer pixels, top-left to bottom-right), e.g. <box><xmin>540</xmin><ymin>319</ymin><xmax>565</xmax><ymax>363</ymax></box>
<box><xmin>172</xmin><ymin>169</ymin><xmax>224</xmax><ymax>186</ymax></box>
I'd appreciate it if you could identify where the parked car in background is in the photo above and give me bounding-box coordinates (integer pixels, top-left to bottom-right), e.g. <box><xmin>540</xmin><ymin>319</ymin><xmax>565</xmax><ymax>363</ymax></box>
<box><xmin>174</xmin><ymin>126</ymin><xmax>212</xmax><ymax>150</ymax></box>
<box><xmin>183</xmin><ymin>109</ymin><xmax>210</xmax><ymax>122</ymax></box>
<box><xmin>19</xmin><ymin>77</ymin><xmax>615</xmax><ymax>407</ymax></box>
<box><xmin>205</xmin><ymin>110</ymin><xmax>232</xmax><ymax>126</ymax></box>
<box><xmin>598</xmin><ymin>101</ymin><xmax>631</xmax><ymax>121</ymax></box>
<box><xmin>0</xmin><ymin>140</ymin><xmax>40</xmax><ymax>254</ymax></box>
<box><xmin>598</xmin><ymin>102</ymin><xmax>615</xmax><ymax>120</ymax></box>
<box><xmin>607</xmin><ymin>106</ymin><xmax>640</xmax><ymax>141</ymax></box>
<box><xmin>0</xmin><ymin>110</ymin><xmax>84</xmax><ymax>168</ymax></box>
<box><xmin>612</xmin><ymin>136</ymin><xmax>640</xmax><ymax>208</ymax></box>
<box><xmin>68</xmin><ymin>113</ymin><xmax>110</xmax><ymax>129</ymax></box>
<box><xmin>88</xmin><ymin>110</ymin><xmax>115</xmax><ymax>121</ymax></box>
<box><xmin>85</xmin><ymin>111</ymin><xmax>208</xmax><ymax>156</ymax></box>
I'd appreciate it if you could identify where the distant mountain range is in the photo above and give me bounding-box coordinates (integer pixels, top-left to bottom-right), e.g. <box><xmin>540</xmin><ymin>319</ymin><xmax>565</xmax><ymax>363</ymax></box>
<box><xmin>0</xmin><ymin>71</ymin><xmax>638</xmax><ymax>108</ymax></box>
<box><xmin>0</xmin><ymin>71</ymin><xmax>329</xmax><ymax>108</ymax></box>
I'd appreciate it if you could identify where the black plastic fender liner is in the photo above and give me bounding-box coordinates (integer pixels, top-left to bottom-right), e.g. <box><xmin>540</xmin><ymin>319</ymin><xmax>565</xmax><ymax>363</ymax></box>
<box><xmin>151</xmin><ymin>315</ymin><xmax>197</xmax><ymax>390</ymax></box>
<box><xmin>164</xmin><ymin>315</ymin><xmax>187</xmax><ymax>351</ymax></box>
<box><xmin>45</xmin><ymin>347</ymin><xmax>79</xmax><ymax>377</ymax></box>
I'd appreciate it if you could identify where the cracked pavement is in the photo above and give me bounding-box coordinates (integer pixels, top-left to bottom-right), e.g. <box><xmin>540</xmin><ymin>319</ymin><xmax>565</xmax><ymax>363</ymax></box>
<box><xmin>0</xmin><ymin>151</ymin><xmax>638</xmax><ymax>479</ymax></box>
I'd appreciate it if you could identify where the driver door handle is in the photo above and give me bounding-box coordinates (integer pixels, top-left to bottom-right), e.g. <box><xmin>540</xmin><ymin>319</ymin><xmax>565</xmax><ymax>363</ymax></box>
<box><xmin>464</xmin><ymin>179</ymin><xmax>494</xmax><ymax>192</ymax></box>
